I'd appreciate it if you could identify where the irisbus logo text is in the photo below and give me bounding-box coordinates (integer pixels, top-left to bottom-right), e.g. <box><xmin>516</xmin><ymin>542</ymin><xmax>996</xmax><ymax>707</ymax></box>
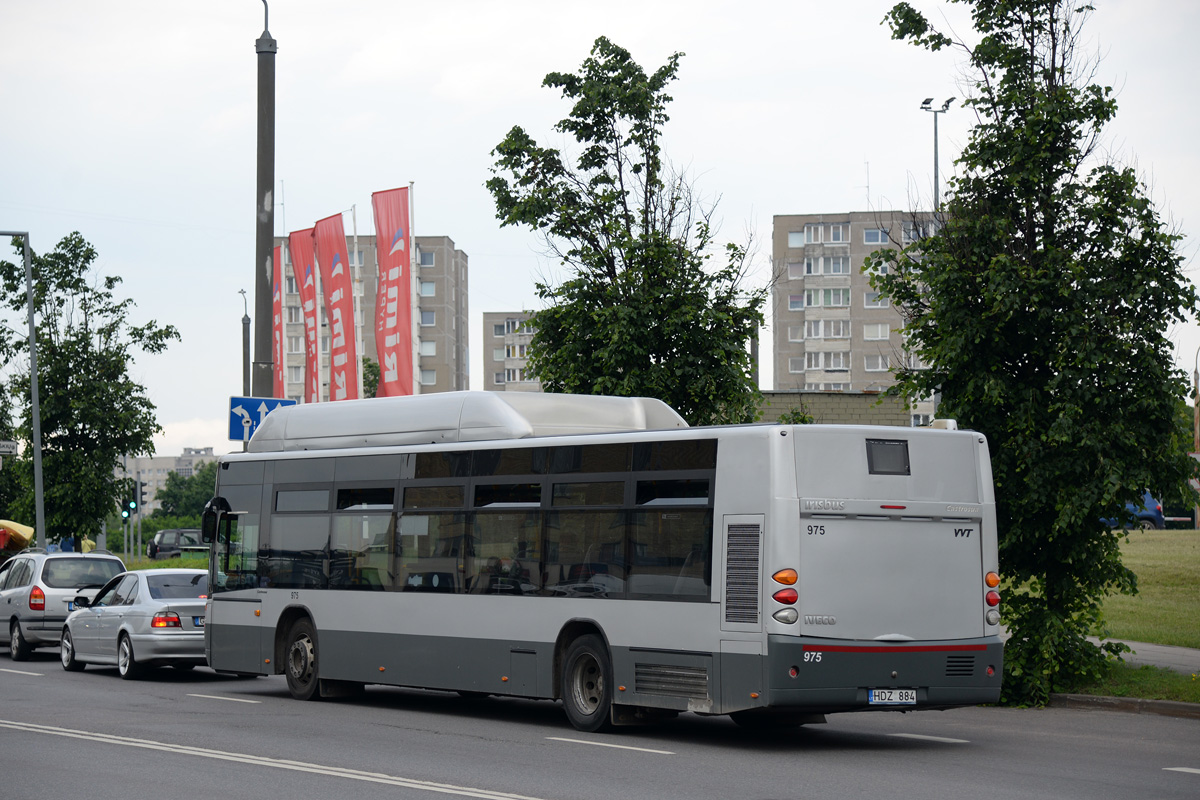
<box><xmin>804</xmin><ymin>499</ymin><xmax>845</xmax><ymax>511</ymax></box>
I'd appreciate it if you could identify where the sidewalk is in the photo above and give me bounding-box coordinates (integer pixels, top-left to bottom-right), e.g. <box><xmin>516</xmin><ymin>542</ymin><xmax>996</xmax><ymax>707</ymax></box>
<box><xmin>1104</xmin><ymin>638</ymin><xmax>1200</xmax><ymax>676</ymax></box>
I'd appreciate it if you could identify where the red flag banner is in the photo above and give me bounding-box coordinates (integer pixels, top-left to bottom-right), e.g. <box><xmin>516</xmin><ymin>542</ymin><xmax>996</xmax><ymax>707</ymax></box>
<box><xmin>272</xmin><ymin>245</ymin><xmax>285</xmax><ymax>399</ymax></box>
<box><xmin>371</xmin><ymin>187</ymin><xmax>413</xmax><ymax>396</ymax></box>
<box><xmin>288</xmin><ymin>228</ymin><xmax>322</xmax><ymax>403</ymax></box>
<box><xmin>312</xmin><ymin>214</ymin><xmax>360</xmax><ymax>401</ymax></box>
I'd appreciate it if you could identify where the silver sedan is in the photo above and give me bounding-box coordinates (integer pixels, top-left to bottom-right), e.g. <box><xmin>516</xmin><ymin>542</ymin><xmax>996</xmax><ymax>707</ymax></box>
<box><xmin>60</xmin><ymin>568</ymin><xmax>208</xmax><ymax>679</ymax></box>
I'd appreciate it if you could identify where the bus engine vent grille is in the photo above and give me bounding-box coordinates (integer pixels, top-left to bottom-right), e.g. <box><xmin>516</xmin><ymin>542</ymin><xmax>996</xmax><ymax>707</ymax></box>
<box><xmin>945</xmin><ymin>655</ymin><xmax>976</xmax><ymax>677</ymax></box>
<box><xmin>635</xmin><ymin>663</ymin><xmax>710</xmax><ymax>699</ymax></box>
<box><xmin>725</xmin><ymin>523</ymin><xmax>762</xmax><ymax>624</ymax></box>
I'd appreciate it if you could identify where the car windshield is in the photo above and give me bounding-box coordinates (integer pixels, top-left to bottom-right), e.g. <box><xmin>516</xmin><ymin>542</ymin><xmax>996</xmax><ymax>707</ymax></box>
<box><xmin>42</xmin><ymin>558</ymin><xmax>125</xmax><ymax>589</ymax></box>
<box><xmin>147</xmin><ymin>573</ymin><xmax>209</xmax><ymax>599</ymax></box>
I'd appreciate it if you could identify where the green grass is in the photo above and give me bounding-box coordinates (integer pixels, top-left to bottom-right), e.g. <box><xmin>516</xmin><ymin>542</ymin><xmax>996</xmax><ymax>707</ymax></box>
<box><xmin>1072</xmin><ymin>662</ymin><xmax>1200</xmax><ymax>704</ymax></box>
<box><xmin>1101</xmin><ymin>529</ymin><xmax>1200</xmax><ymax>649</ymax></box>
<box><xmin>115</xmin><ymin>554</ymin><xmax>208</xmax><ymax>571</ymax></box>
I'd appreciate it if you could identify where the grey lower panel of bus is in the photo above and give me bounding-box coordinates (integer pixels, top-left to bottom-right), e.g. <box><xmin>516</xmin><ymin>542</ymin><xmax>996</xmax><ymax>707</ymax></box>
<box><xmin>210</xmin><ymin>622</ymin><xmax>1002</xmax><ymax>716</ymax></box>
<box><xmin>761</xmin><ymin>634</ymin><xmax>1004</xmax><ymax>713</ymax></box>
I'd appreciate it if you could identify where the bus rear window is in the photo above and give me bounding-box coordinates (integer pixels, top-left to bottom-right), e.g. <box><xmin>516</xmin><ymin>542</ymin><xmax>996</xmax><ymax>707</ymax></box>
<box><xmin>865</xmin><ymin>439</ymin><xmax>910</xmax><ymax>476</ymax></box>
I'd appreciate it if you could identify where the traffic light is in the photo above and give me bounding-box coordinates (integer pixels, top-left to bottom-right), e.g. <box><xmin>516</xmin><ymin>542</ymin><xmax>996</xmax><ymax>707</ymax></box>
<box><xmin>122</xmin><ymin>496</ymin><xmax>134</xmax><ymax>519</ymax></box>
<box><xmin>138</xmin><ymin>480</ymin><xmax>148</xmax><ymax>510</ymax></box>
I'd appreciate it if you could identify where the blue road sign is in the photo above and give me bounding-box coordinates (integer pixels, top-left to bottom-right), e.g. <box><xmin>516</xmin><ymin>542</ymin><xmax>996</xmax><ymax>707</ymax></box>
<box><xmin>229</xmin><ymin>396</ymin><xmax>297</xmax><ymax>442</ymax></box>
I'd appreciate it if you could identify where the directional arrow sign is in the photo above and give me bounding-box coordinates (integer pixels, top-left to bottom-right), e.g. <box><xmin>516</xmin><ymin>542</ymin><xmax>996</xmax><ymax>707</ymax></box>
<box><xmin>229</xmin><ymin>396</ymin><xmax>297</xmax><ymax>442</ymax></box>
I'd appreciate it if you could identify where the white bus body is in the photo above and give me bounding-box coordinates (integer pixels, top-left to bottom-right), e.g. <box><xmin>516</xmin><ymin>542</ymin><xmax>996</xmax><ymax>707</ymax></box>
<box><xmin>203</xmin><ymin>392</ymin><xmax>1002</xmax><ymax>730</ymax></box>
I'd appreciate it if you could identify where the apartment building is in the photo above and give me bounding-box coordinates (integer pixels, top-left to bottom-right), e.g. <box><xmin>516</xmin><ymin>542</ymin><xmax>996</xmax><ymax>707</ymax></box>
<box><xmin>772</xmin><ymin>210</ymin><xmax>936</xmax><ymax>425</ymax></box>
<box><xmin>481</xmin><ymin>311</ymin><xmax>541</xmax><ymax>392</ymax></box>
<box><xmin>276</xmin><ymin>234</ymin><xmax>469</xmax><ymax>400</ymax></box>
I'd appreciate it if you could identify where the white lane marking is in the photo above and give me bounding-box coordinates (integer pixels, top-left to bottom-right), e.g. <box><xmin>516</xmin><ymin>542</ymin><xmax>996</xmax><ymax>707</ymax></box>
<box><xmin>1163</xmin><ymin>768</ymin><xmax>1200</xmax><ymax>775</ymax></box>
<box><xmin>187</xmin><ymin>693</ymin><xmax>261</xmax><ymax>704</ymax></box>
<box><xmin>0</xmin><ymin>667</ymin><xmax>44</xmax><ymax>676</ymax></box>
<box><xmin>888</xmin><ymin>733</ymin><xmax>970</xmax><ymax>744</ymax></box>
<box><xmin>0</xmin><ymin>719</ymin><xmax>552</xmax><ymax>800</ymax></box>
<box><xmin>545</xmin><ymin>736</ymin><xmax>674</xmax><ymax>755</ymax></box>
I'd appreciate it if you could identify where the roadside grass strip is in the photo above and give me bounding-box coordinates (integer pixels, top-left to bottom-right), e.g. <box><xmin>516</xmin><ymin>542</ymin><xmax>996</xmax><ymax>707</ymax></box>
<box><xmin>0</xmin><ymin>719</ymin><xmax>554</xmax><ymax>800</ymax></box>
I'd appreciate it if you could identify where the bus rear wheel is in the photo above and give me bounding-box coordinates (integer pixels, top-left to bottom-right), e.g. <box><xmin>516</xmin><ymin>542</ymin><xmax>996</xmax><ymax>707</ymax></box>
<box><xmin>285</xmin><ymin>618</ymin><xmax>321</xmax><ymax>701</ymax></box>
<box><xmin>561</xmin><ymin>634</ymin><xmax>613</xmax><ymax>732</ymax></box>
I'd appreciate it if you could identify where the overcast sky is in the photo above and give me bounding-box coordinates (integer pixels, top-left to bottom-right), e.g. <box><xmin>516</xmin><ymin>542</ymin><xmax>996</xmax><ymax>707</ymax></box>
<box><xmin>2</xmin><ymin>0</ymin><xmax>1197</xmax><ymax>456</ymax></box>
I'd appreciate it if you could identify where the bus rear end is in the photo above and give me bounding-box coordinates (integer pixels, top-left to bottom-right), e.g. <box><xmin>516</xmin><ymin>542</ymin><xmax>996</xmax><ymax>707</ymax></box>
<box><xmin>763</xmin><ymin>424</ymin><xmax>1002</xmax><ymax>714</ymax></box>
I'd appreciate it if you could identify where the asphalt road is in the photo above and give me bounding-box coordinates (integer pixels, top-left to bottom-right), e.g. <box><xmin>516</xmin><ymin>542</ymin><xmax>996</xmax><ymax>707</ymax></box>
<box><xmin>2</xmin><ymin>651</ymin><xmax>1198</xmax><ymax>800</ymax></box>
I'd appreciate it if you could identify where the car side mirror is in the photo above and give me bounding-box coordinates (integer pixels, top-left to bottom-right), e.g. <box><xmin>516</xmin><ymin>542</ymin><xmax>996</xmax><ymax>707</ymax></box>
<box><xmin>73</xmin><ymin>595</ymin><xmax>90</xmax><ymax>609</ymax></box>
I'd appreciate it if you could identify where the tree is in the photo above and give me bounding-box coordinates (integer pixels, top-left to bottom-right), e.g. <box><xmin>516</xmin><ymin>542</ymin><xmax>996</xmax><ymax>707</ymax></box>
<box><xmin>361</xmin><ymin>356</ymin><xmax>379</xmax><ymax>399</ymax></box>
<box><xmin>151</xmin><ymin>460</ymin><xmax>218</xmax><ymax>519</ymax></box>
<box><xmin>486</xmin><ymin>37</ymin><xmax>766</xmax><ymax>426</ymax></box>
<box><xmin>0</xmin><ymin>233</ymin><xmax>180</xmax><ymax>543</ymax></box>
<box><xmin>876</xmin><ymin>1</ymin><xmax>1199</xmax><ymax>704</ymax></box>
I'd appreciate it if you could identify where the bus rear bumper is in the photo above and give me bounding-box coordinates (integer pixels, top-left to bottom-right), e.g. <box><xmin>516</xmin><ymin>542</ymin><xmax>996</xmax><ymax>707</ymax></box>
<box><xmin>761</xmin><ymin>634</ymin><xmax>1004</xmax><ymax>713</ymax></box>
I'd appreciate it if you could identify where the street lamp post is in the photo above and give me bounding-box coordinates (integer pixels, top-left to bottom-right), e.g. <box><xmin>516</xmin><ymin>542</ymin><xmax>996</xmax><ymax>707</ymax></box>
<box><xmin>252</xmin><ymin>0</ymin><xmax>277</xmax><ymax>397</ymax></box>
<box><xmin>920</xmin><ymin>97</ymin><xmax>955</xmax><ymax>211</ymax></box>
<box><xmin>0</xmin><ymin>230</ymin><xmax>46</xmax><ymax>549</ymax></box>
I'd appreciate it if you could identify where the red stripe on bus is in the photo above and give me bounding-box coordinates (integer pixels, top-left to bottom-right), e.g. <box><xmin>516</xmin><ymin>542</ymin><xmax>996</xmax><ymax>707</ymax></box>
<box><xmin>802</xmin><ymin>644</ymin><xmax>989</xmax><ymax>653</ymax></box>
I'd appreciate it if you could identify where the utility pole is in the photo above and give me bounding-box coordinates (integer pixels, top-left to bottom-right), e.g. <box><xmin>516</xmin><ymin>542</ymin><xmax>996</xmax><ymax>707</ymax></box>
<box><xmin>920</xmin><ymin>97</ymin><xmax>955</xmax><ymax>211</ymax></box>
<box><xmin>252</xmin><ymin>0</ymin><xmax>277</xmax><ymax>396</ymax></box>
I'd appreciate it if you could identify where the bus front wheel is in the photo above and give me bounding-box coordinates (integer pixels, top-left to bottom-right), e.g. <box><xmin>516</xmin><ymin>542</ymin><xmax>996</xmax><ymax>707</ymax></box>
<box><xmin>285</xmin><ymin>618</ymin><xmax>321</xmax><ymax>701</ymax></box>
<box><xmin>561</xmin><ymin>634</ymin><xmax>613</xmax><ymax>732</ymax></box>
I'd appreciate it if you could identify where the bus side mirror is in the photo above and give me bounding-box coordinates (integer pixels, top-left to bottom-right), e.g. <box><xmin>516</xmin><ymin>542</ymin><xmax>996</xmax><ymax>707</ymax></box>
<box><xmin>201</xmin><ymin>497</ymin><xmax>224</xmax><ymax>544</ymax></box>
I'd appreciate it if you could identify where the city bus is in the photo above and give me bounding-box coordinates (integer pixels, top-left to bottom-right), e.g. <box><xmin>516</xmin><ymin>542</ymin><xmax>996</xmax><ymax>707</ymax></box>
<box><xmin>202</xmin><ymin>391</ymin><xmax>1002</xmax><ymax>731</ymax></box>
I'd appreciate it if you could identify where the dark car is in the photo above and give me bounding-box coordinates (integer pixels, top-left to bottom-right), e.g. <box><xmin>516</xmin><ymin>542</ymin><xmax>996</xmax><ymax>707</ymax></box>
<box><xmin>1101</xmin><ymin>490</ymin><xmax>1165</xmax><ymax>531</ymax></box>
<box><xmin>147</xmin><ymin>529</ymin><xmax>204</xmax><ymax>559</ymax></box>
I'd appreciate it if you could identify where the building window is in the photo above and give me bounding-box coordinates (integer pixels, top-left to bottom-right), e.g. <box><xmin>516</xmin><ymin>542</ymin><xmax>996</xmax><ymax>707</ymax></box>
<box><xmin>420</xmin><ymin>369</ymin><xmax>437</xmax><ymax>385</ymax></box>
<box><xmin>321</xmin><ymin>335</ymin><xmax>329</xmax><ymax>355</ymax></box>
<box><xmin>827</xmin><ymin>319</ymin><xmax>850</xmax><ymax>339</ymax></box>
<box><xmin>864</xmin><ymin>292</ymin><xmax>889</xmax><ymax>308</ymax></box>
<box><xmin>804</xmin><ymin>290</ymin><xmax>820</xmax><ymax>308</ymax></box>
<box><xmin>505</xmin><ymin>318</ymin><xmax>527</xmax><ymax>334</ymax></box>
<box><xmin>287</xmin><ymin>306</ymin><xmax>302</xmax><ymax>324</ymax></box>
<box><xmin>419</xmin><ymin>340</ymin><xmax>436</xmax><ymax>357</ymax></box>
<box><xmin>864</xmin><ymin>228</ymin><xmax>889</xmax><ymax>245</ymax></box>
<box><xmin>804</xmin><ymin>223</ymin><xmax>823</xmax><ymax>244</ymax></box>
<box><xmin>787</xmin><ymin>326</ymin><xmax>804</xmax><ymax>342</ymax></box>
<box><xmin>822</xmin><ymin>288</ymin><xmax>850</xmax><ymax>307</ymax></box>
<box><xmin>825</xmin><ymin>256</ymin><xmax>849</xmax><ymax>275</ymax></box>
<box><xmin>493</xmin><ymin>323</ymin><xmax>505</xmax><ymax>336</ymax></box>
<box><xmin>828</xmin><ymin>224</ymin><xmax>848</xmax><ymax>243</ymax></box>
<box><xmin>494</xmin><ymin>372</ymin><xmax>506</xmax><ymax>384</ymax></box>
<box><xmin>287</xmin><ymin>366</ymin><xmax>303</xmax><ymax>384</ymax></box>
<box><xmin>788</xmin><ymin>357</ymin><xmax>806</xmax><ymax>374</ymax></box>
<box><xmin>864</xmin><ymin>353</ymin><xmax>891</xmax><ymax>371</ymax></box>
<box><xmin>912</xmin><ymin>414</ymin><xmax>933</xmax><ymax>427</ymax></box>
<box><xmin>420</xmin><ymin>281</ymin><xmax>435</xmax><ymax>297</ymax></box>
<box><xmin>505</xmin><ymin>344</ymin><xmax>528</xmax><ymax>358</ymax></box>
<box><xmin>787</xmin><ymin>231</ymin><xmax>805</xmax><ymax>248</ymax></box>
<box><xmin>788</xmin><ymin>294</ymin><xmax>804</xmax><ymax>311</ymax></box>
<box><xmin>419</xmin><ymin>251</ymin><xmax>435</xmax><ymax>267</ymax></box>
<box><xmin>826</xmin><ymin>351</ymin><xmax>850</xmax><ymax>372</ymax></box>
<box><xmin>805</xmin><ymin>352</ymin><xmax>823</xmax><ymax>370</ymax></box>
<box><xmin>805</xmin><ymin>257</ymin><xmax>818</xmax><ymax>276</ymax></box>
<box><xmin>420</xmin><ymin>311</ymin><xmax>435</xmax><ymax>326</ymax></box>
<box><xmin>805</xmin><ymin>320</ymin><xmax>822</xmax><ymax>339</ymax></box>
<box><xmin>902</xmin><ymin>221</ymin><xmax>933</xmax><ymax>243</ymax></box>
<box><xmin>787</xmin><ymin>262</ymin><xmax>805</xmax><ymax>280</ymax></box>
<box><xmin>493</xmin><ymin>348</ymin><xmax>504</xmax><ymax>361</ymax></box>
<box><xmin>285</xmin><ymin>276</ymin><xmax>297</xmax><ymax>294</ymax></box>
<box><xmin>863</xmin><ymin>323</ymin><xmax>890</xmax><ymax>340</ymax></box>
<box><xmin>287</xmin><ymin>336</ymin><xmax>303</xmax><ymax>354</ymax></box>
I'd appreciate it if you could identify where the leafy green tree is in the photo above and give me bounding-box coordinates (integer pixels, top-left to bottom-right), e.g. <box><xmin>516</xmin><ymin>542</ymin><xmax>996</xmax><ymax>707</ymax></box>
<box><xmin>487</xmin><ymin>37</ymin><xmax>766</xmax><ymax>425</ymax></box>
<box><xmin>877</xmin><ymin>1</ymin><xmax>1199</xmax><ymax>704</ymax></box>
<box><xmin>0</xmin><ymin>233</ymin><xmax>179</xmax><ymax>543</ymax></box>
<box><xmin>151</xmin><ymin>460</ymin><xmax>218</xmax><ymax>520</ymax></box>
<box><xmin>362</xmin><ymin>356</ymin><xmax>379</xmax><ymax>399</ymax></box>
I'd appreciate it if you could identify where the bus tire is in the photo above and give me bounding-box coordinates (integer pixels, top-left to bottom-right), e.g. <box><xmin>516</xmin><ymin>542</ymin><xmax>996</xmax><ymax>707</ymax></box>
<box><xmin>561</xmin><ymin>634</ymin><xmax>613</xmax><ymax>732</ymax></box>
<box><xmin>285</xmin><ymin>618</ymin><xmax>322</xmax><ymax>701</ymax></box>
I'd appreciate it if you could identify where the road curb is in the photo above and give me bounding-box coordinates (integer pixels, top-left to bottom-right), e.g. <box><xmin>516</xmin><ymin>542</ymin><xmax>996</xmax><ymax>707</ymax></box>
<box><xmin>1050</xmin><ymin>693</ymin><xmax>1200</xmax><ymax>720</ymax></box>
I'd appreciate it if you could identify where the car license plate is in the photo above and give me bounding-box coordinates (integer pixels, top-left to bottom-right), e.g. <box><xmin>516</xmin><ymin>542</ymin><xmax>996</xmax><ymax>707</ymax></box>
<box><xmin>194</xmin><ymin>617</ymin><xmax>205</xmax><ymax>627</ymax></box>
<box><xmin>67</xmin><ymin>602</ymin><xmax>75</xmax><ymax>611</ymax></box>
<box><xmin>868</xmin><ymin>688</ymin><xmax>917</xmax><ymax>705</ymax></box>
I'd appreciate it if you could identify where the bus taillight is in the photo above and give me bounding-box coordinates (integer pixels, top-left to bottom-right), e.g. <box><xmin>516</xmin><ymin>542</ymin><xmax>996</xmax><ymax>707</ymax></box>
<box><xmin>985</xmin><ymin>571</ymin><xmax>1000</xmax><ymax>588</ymax></box>
<box><xmin>772</xmin><ymin>569</ymin><xmax>797</xmax><ymax>585</ymax></box>
<box><xmin>772</xmin><ymin>588</ymin><xmax>798</xmax><ymax>605</ymax></box>
<box><xmin>985</xmin><ymin>590</ymin><xmax>1000</xmax><ymax>607</ymax></box>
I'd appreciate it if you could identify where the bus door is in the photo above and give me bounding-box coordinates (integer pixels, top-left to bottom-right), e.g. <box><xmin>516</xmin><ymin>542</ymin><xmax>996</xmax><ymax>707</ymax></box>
<box><xmin>203</xmin><ymin>497</ymin><xmax>265</xmax><ymax>674</ymax></box>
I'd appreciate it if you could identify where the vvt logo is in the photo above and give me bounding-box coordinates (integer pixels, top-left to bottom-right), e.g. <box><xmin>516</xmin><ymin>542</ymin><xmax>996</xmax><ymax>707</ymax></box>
<box><xmin>953</xmin><ymin>528</ymin><xmax>974</xmax><ymax>538</ymax></box>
